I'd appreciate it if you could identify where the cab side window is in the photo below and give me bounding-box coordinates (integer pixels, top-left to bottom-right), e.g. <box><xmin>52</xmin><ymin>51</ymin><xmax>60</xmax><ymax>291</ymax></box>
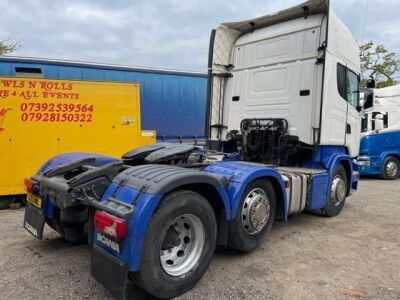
<box><xmin>337</xmin><ymin>64</ymin><xmax>347</xmax><ymax>99</ymax></box>
<box><xmin>346</xmin><ymin>69</ymin><xmax>359</xmax><ymax>108</ymax></box>
<box><xmin>371</xmin><ymin>112</ymin><xmax>388</xmax><ymax>130</ymax></box>
<box><xmin>337</xmin><ymin>63</ymin><xmax>359</xmax><ymax>109</ymax></box>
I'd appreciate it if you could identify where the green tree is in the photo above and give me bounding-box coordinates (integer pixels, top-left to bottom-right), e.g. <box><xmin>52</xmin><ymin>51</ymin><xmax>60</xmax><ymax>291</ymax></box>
<box><xmin>360</xmin><ymin>41</ymin><xmax>400</xmax><ymax>88</ymax></box>
<box><xmin>0</xmin><ymin>40</ymin><xmax>21</xmax><ymax>55</ymax></box>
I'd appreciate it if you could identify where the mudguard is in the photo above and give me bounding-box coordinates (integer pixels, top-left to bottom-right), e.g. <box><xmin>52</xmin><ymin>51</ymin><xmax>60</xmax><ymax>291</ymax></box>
<box><xmin>94</xmin><ymin>164</ymin><xmax>230</xmax><ymax>271</ymax></box>
<box><xmin>27</xmin><ymin>152</ymin><xmax>119</xmax><ymax>242</ymax></box>
<box><xmin>33</xmin><ymin>153</ymin><xmax>119</xmax><ymax>213</ymax></box>
<box><xmin>204</xmin><ymin>161</ymin><xmax>288</xmax><ymax>219</ymax></box>
<box><xmin>37</xmin><ymin>152</ymin><xmax>117</xmax><ymax>174</ymax></box>
<box><xmin>306</xmin><ymin>146</ymin><xmax>356</xmax><ymax>196</ymax></box>
<box><xmin>111</xmin><ymin>164</ymin><xmax>229</xmax><ymax>198</ymax></box>
<box><xmin>93</xmin><ymin>162</ymin><xmax>289</xmax><ymax>272</ymax></box>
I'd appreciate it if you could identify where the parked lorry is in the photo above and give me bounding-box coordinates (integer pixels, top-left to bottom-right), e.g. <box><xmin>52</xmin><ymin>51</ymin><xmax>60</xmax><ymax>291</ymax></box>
<box><xmin>0</xmin><ymin>57</ymin><xmax>207</xmax><ymax>143</ymax></box>
<box><xmin>358</xmin><ymin>84</ymin><xmax>400</xmax><ymax>179</ymax></box>
<box><xmin>23</xmin><ymin>0</ymin><xmax>361</xmax><ymax>298</ymax></box>
<box><xmin>0</xmin><ymin>77</ymin><xmax>155</xmax><ymax>208</ymax></box>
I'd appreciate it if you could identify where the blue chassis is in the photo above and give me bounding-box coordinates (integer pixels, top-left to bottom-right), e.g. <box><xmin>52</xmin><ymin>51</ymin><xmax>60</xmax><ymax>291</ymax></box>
<box><xmin>37</xmin><ymin>146</ymin><xmax>358</xmax><ymax>272</ymax></box>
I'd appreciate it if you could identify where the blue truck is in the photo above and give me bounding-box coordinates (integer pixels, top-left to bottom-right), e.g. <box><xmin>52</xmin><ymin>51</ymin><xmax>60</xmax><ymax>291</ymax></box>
<box><xmin>22</xmin><ymin>1</ymin><xmax>362</xmax><ymax>299</ymax></box>
<box><xmin>0</xmin><ymin>56</ymin><xmax>207</xmax><ymax>142</ymax></box>
<box><xmin>358</xmin><ymin>84</ymin><xmax>400</xmax><ymax>179</ymax></box>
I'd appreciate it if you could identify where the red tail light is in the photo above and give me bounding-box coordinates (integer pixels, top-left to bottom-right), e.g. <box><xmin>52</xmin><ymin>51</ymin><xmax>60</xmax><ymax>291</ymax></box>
<box><xmin>94</xmin><ymin>210</ymin><xmax>127</xmax><ymax>240</ymax></box>
<box><xmin>24</xmin><ymin>178</ymin><xmax>33</xmax><ymax>193</ymax></box>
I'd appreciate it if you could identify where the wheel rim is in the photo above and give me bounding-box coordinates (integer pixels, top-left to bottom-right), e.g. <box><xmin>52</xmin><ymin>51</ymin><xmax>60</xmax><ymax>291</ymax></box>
<box><xmin>330</xmin><ymin>175</ymin><xmax>346</xmax><ymax>206</ymax></box>
<box><xmin>386</xmin><ymin>161</ymin><xmax>398</xmax><ymax>178</ymax></box>
<box><xmin>160</xmin><ymin>214</ymin><xmax>205</xmax><ymax>277</ymax></box>
<box><xmin>242</xmin><ymin>188</ymin><xmax>270</xmax><ymax>235</ymax></box>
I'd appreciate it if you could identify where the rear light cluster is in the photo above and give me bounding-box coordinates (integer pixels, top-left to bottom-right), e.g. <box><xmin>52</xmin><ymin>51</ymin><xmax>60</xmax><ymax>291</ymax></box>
<box><xmin>94</xmin><ymin>210</ymin><xmax>127</xmax><ymax>240</ymax></box>
<box><xmin>24</xmin><ymin>178</ymin><xmax>38</xmax><ymax>194</ymax></box>
<box><xmin>24</xmin><ymin>178</ymin><xmax>33</xmax><ymax>193</ymax></box>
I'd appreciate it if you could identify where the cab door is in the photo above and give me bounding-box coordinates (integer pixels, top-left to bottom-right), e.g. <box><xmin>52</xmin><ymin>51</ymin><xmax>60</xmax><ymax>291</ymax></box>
<box><xmin>344</xmin><ymin>67</ymin><xmax>361</xmax><ymax>157</ymax></box>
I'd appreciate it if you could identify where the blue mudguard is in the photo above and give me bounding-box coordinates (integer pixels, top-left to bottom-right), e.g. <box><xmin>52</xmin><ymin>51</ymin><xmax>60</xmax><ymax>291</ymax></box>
<box><xmin>304</xmin><ymin>146</ymin><xmax>357</xmax><ymax>210</ymax></box>
<box><xmin>38</xmin><ymin>152</ymin><xmax>115</xmax><ymax>173</ymax></box>
<box><xmin>203</xmin><ymin>161</ymin><xmax>287</xmax><ymax>218</ymax></box>
<box><xmin>93</xmin><ymin>161</ymin><xmax>288</xmax><ymax>272</ymax></box>
<box><xmin>34</xmin><ymin>152</ymin><xmax>117</xmax><ymax>219</ymax></box>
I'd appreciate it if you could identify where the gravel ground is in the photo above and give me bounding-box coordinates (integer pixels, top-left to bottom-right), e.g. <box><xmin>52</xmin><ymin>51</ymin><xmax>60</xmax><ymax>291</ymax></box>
<box><xmin>0</xmin><ymin>178</ymin><xmax>399</xmax><ymax>300</ymax></box>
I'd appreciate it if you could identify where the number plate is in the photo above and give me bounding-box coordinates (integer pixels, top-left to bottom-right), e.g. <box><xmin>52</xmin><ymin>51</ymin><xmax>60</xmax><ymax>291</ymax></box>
<box><xmin>26</xmin><ymin>193</ymin><xmax>42</xmax><ymax>208</ymax></box>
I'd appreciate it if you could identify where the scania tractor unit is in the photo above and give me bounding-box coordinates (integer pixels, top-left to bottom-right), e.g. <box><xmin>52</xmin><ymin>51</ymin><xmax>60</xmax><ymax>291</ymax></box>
<box><xmin>358</xmin><ymin>84</ymin><xmax>400</xmax><ymax>179</ymax></box>
<box><xmin>22</xmin><ymin>1</ymin><xmax>361</xmax><ymax>299</ymax></box>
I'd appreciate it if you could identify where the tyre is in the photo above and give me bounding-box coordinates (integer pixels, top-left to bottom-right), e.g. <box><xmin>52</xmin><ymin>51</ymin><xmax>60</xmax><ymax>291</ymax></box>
<box><xmin>133</xmin><ymin>190</ymin><xmax>217</xmax><ymax>299</ymax></box>
<box><xmin>381</xmin><ymin>156</ymin><xmax>400</xmax><ymax>180</ymax></box>
<box><xmin>0</xmin><ymin>196</ymin><xmax>14</xmax><ymax>210</ymax></box>
<box><xmin>227</xmin><ymin>179</ymin><xmax>276</xmax><ymax>252</ymax></box>
<box><xmin>322</xmin><ymin>164</ymin><xmax>347</xmax><ymax>217</ymax></box>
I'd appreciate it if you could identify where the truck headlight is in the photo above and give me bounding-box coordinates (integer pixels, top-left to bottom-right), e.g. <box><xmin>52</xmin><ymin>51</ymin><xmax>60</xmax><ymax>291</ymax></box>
<box><xmin>357</xmin><ymin>155</ymin><xmax>370</xmax><ymax>166</ymax></box>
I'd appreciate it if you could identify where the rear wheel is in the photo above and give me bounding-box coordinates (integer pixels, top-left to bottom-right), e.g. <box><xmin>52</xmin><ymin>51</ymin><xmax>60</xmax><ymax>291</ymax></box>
<box><xmin>322</xmin><ymin>164</ymin><xmax>347</xmax><ymax>217</ymax></box>
<box><xmin>0</xmin><ymin>196</ymin><xmax>14</xmax><ymax>210</ymax></box>
<box><xmin>227</xmin><ymin>179</ymin><xmax>276</xmax><ymax>252</ymax></box>
<box><xmin>133</xmin><ymin>190</ymin><xmax>217</xmax><ymax>299</ymax></box>
<box><xmin>0</xmin><ymin>195</ymin><xmax>25</xmax><ymax>210</ymax></box>
<box><xmin>382</xmin><ymin>156</ymin><xmax>400</xmax><ymax>180</ymax></box>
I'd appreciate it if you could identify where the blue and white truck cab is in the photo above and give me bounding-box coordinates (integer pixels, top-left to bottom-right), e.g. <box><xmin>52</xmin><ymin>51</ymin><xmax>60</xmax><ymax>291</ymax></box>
<box><xmin>22</xmin><ymin>0</ymin><xmax>362</xmax><ymax>298</ymax></box>
<box><xmin>358</xmin><ymin>84</ymin><xmax>400</xmax><ymax>179</ymax></box>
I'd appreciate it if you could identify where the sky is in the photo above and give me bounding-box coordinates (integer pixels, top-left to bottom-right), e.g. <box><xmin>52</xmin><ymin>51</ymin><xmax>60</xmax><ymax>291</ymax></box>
<box><xmin>0</xmin><ymin>0</ymin><xmax>399</xmax><ymax>73</ymax></box>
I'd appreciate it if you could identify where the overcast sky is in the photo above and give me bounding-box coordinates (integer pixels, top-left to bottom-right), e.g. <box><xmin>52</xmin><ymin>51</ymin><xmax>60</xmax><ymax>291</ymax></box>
<box><xmin>0</xmin><ymin>0</ymin><xmax>399</xmax><ymax>73</ymax></box>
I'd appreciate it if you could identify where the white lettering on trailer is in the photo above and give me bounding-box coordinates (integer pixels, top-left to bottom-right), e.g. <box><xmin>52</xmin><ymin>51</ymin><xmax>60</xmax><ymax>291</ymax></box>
<box><xmin>96</xmin><ymin>233</ymin><xmax>120</xmax><ymax>253</ymax></box>
<box><xmin>24</xmin><ymin>221</ymin><xmax>38</xmax><ymax>237</ymax></box>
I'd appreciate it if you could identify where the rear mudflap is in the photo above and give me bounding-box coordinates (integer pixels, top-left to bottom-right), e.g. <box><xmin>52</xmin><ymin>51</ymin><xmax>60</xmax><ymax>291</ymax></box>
<box><xmin>91</xmin><ymin>245</ymin><xmax>128</xmax><ymax>300</ymax></box>
<box><xmin>23</xmin><ymin>204</ymin><xmax>46</xmax><ymax>240</ymax></box>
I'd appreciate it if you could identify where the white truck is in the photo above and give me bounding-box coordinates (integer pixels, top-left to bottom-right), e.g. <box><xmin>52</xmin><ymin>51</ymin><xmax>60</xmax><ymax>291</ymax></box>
<box><xmin>358</xmin><ymin>84</ymin><xmax>400</xmax><ymax>179</ymax></box>
<box><xmin>23</xmin><ymin>0</ymin><xmax>362</xmax><ymax>298</ymax></box>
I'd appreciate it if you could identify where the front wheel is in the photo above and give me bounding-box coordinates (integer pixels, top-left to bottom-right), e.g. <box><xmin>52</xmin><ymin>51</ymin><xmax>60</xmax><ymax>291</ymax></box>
<box><xmin>322</xmin><ymin>164</ymin><xmax>347</xmax><ymax>217</ymax></box>
<box><xmin>227</xmin><ymin>179</ymin><xmax>276</xmax><ymax>252</ymax></box>
<box><xmin>133</xmin><ymin>190</ymin><xmax>217</xmax><ymax>299</ymax></box>
<box><xmin>382</xmin><ymin>156</ymin><xmax>400</xmax><ymax>180</ymax></box>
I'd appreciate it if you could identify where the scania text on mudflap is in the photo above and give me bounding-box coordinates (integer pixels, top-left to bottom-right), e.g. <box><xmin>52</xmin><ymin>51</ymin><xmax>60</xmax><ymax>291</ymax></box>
<box><xmin>23</xmin><ymin>1</ymin><xmax>361</xmax><ymax>299</ymax></box>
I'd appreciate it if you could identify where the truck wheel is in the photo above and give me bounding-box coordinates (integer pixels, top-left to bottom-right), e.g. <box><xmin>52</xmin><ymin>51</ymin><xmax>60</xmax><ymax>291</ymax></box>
<box><xmin>0</xmin><ymin>196</ymin><xmax>14</xmax><ymax>210</ymax></box>
<box><xmin>134</xmin><ymin>190</ymin><xmax>217</xmax><ymax>299</ymax></box>
<box><xmin>227</xmin><ymin>179</ymin><xmax>276</xmax><ymax>252</ymax></box>
<box><xmin>322</xmin><ymin>164</ymin><xmax>347</xmax><ymax>217</ymax></box>
<box><xmin>382</xmin><ymin>156</ymin><xmax>400</xmax><ymax>180</ymax></box>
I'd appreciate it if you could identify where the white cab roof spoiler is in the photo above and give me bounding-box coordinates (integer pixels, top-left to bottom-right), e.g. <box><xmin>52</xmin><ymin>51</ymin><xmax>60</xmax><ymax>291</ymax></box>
<box><xmin>375</xmin><ymin>85</ymin><xmax>400</xmax><ymax>98</ymax></box>
<box><xmin>221</xmin><ymin>0</ymin><xmax>328</xmax><ymax>33</ymax></box>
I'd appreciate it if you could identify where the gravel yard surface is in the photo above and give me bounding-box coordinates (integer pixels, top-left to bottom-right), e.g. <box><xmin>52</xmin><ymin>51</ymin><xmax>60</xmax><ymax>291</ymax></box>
<box><xmin>0</xmin><ymin>178</ymin><xmax>399</xmax><ymax>299</ymax></box>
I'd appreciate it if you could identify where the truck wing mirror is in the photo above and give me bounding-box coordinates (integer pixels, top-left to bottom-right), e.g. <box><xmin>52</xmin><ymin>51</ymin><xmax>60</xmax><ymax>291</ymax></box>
<box><xmin>366</xmin><ymin>79</ymin><xmax>376</xmax><ymax>89</ymax></box>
